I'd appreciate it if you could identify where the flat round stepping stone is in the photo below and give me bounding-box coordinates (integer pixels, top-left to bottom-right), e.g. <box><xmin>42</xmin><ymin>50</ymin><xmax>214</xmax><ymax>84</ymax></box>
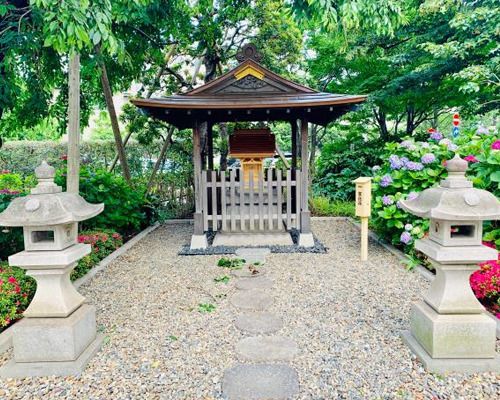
<box><xmin>235</xmin><ymin>247</ymin><xmax>271</xmax><ymax>264</ymax></box>
<box><xmin>235</xmin><ymin>312</ymin><xmax>283</xmax><ymax>334</ymax></box>
<box><xmin>235</xmin><ymin>276</ymin><xmax>273</xmax><ymax>290</ymax></box>
<box><xmin>230</xmin><ymin>289</ymin><xmax>273</xmax><ymax>311</ymax></box>
<box><xmin>235</xmin><ymin>336</ymin><xmax>299</xmax><ymax>362</ymax></box>
<box><xmin>231</xmin><ymin>266</ymin><xmax>266</xmax><ymax>278</ymax></box>
<box><xmin>223</xmin><ymin>363</ymin><xmax>299</xmax><ymax>400</ymax></box>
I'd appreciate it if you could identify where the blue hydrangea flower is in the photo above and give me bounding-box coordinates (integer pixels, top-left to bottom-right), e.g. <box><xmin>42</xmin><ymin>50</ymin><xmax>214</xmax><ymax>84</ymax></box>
<box><xmin>421</xmin><ymin>153</ymin><xmax>436</xmax><ymax>164</ymax></box>
<box><xmin>382</xmin><ymin>195</ymin><xmax>394</xmax><ymax>206</ymax></box>
<box><xmin>405</xmin><ymin>161</ymin><xmax>424</xmax><ymax>171</ymax></box>
<box><xmin>389</xmin><ymin>155</ymin><xmax>404</xmax><ymax>170</ymax></box>
<box><xmin>405</xmin><ymin>224</ymin><xmax>413</xmax><ymax>231</ymax></box>
<box><xmin>407</xmin><ymin>191</ymin><xmax>419</xmax><ymax>201</ymax></box>
<box><xmin>400</xmin><ymin>231</ymin><xmax>412</xmax><ymax>245</ymax></box>
<box><xmin>380</xmin><ymin>174</ymin><xmax>393</xmax><ymax>187</ymax></box>
<box><xmin>476</xmin><ymin>125</ymin><xmax>489</xmax><ymax>135</ymax></box>
<box><xmin>430</xmin><ymin>131</ymin><xmax>443</xmax><ymax>141</ymax></box>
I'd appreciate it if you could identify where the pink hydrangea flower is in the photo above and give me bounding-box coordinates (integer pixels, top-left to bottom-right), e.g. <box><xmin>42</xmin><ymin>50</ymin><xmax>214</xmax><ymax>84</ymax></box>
<box><xmin>492</xmin><ymin>140</ymin><xmax>500</xmax><ymax>150</ymax></box>
<box><xmin>464</xmin><ymin>155</ymin><xmax>478</xmax><ymax>163</ymax></box>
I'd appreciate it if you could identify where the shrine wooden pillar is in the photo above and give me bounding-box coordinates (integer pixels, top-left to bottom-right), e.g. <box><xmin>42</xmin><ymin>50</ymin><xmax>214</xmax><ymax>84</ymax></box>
<box><xmin>299</xmin><ymin>119</ymin><xmax>313</xmax><ymax>246</ymax></box>
<box><xmin>191</xmin><ymin>122</ymin><xmax>207</xmax><ymax>248</ymax></box>
<box><xmin>207</xmin><ymin>123</ymin><xmax>214</xmax><ymax>171</ymax></box>
<box><xmin>291</xmin><ymin>119</ymin><xmax>298</xmax><ymax>170</ymax></box>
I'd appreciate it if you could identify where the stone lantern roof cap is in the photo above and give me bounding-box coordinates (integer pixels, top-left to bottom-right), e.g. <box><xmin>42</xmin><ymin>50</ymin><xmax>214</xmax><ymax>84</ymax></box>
<box><xmin>400</xmin><ymin>154</ymin><xmax>500</xmax><ymax>221</ymax></box>
<box><xmin>0</xmin><ymin>161</ymin><xmax>104</xmax><ymax>227</ymax></box>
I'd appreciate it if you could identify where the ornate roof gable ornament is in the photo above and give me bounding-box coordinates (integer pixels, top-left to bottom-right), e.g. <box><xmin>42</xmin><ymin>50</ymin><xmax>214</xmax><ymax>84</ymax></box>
<box><xmin>236</xmin><ymin>43</ymin><xmax>263</xmax><ymax>63</ymax></box>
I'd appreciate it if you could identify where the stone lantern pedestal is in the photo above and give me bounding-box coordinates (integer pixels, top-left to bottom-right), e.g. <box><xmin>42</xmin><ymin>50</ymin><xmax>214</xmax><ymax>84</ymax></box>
<box><xmin>0</xmin><ymin>162</ymin><xmax>104</xmax><ymax>378</ymax></box>
<box><xmin>400</xmin><ymin>155</ymin><xmax>499</xmax><ymax>373</ymax></box>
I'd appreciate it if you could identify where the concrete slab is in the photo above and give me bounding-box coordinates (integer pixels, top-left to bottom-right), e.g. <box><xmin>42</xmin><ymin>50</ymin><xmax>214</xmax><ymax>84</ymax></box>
<box><xmin>235</xmin><ymin>247</ymin><xmax>271</xmax><ymax>264</ymax></box>
<box><xmin>213</xmin><ymin>232</ymin><xmax>293</xmax><ymax>247</ymax></box>
<box><xmin>298</xmin><ymin>233</ymin><xmax>314</xmax><ymax>247</ymax></box>
<box><xmin>235</xmin><ymin>312</ymin><xmax>283</xmax><ymax>334</ymax></box>
<box><xmin>230</xmin><ymin>289</ymin><xmax>273</xmax><ymax>311</ymax></box>
<box><xmin>402</xmin><ymin>330</ymin><xmax>500</xmax><ymax>374</ymax></box>
<box><xmin>0</xmin><ymin>333</ymin><xmax>104</xmax><ymax>378</ymax></box>
<box><xmin>235</xmin><ymin>276</ymin><xmax>273</xmax><ymax>290</ymax></box>
<box><xmin>231</xmin><ymin>267</ymin><xmax>266</xmax><ymax>278</ymax></box>
<box><xmin>235</xmin><ymin>336</ymin><xmax>299</xmax><ymax>362</ymax></box>
<box><xmin>190</xmin><ymin>234</ymin><xmax>208</xmax><ymax>250</ymax></box>
<box><xmin>222</xmin><ymin>363</ymin><xmax>299</xmax><ymax>400</ymax></box>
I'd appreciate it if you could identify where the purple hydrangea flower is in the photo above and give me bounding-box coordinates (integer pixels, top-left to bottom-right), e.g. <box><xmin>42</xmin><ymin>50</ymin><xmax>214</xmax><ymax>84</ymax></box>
<box><xmin>447</xmin><ymin>143</ymin><xmax>458</xmax><ymax>151</ymax></box>
<box><xmin>430</xmin><ymin>131</ymin><xmax>443</xmax><ymax>141</ymax></box>
<box><xmin>389</xmin><ymin>155</ymin><xmax>404</xmax><ymax>170</ymax></box>
<box><xmin>400</xmin><ymin>231</ymin><xmax>412</xmax><ymax>245</ymax></box>
<box><xmin>382</xmin><ymin>195</ymin><xmax>394</xmax><ymax>206</ymax></box>
<box><xmin>380</xmin><ymin>174</ymin><xmax>393</xmax><ymax>187</ymax></box>
<box><xmin>405</xmin><ymin>224</ymin><xmax>413</xmax><ymax>231</ymax></box>
<box><xmin>407</xmin><ymin>191</ymin><xmax>419</xmax><ymax>201</ymax></box>
<box><xmin>420</xmin><ymin>142</ymin><xmax>430</xmax><ymax>149</ymax></box>
<box><xmin>421</xmin><ymin>153</ymin><xmax>436</xmax><ymax>164</ymax></box>
<box><xmin>396</xmin><ymin>200</ymin><xmax>403</xmax><ymax>209</ymax></box>
<box><xmin>405</xmin><ymin>161</ymin><xmax>424</xmax><ymax>171</ymax></box>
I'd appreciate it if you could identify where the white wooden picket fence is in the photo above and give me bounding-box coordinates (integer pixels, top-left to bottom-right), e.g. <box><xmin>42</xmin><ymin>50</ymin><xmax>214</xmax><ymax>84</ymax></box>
<box><xmin>201</xmin><ymin>168</ymin><xmax>301</xmax><ymax>232</ymax></box>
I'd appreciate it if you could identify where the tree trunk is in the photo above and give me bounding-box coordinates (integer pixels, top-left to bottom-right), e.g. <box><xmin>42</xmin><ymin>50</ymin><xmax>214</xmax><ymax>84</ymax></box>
<box><xmin>146</xmin><ymin>126</ymin><xmax>175</xmax><ymax>194</ymax></box>
<box><xmin>97</xmin><ymin>48</ymin><xmax>131</xmax><ymax>183</ymax></box>
<box><xmin>373</xmin><ymin>107</ymin><xmax>389</xmax><ymax>140</ymax></box>
<box><xmin>219</xmin><ymin>123</ymin><xmax>229</xmax><ymax>171</ymax></box>
<box><xmin>67</xmin><ymin>53</ymin><xmax>81</xmax><ymax>194</ymax></box>
<box><xmin>406</xmin><ymin>103</ymin><xmax>416</xmax><ymax>135</ymax></box>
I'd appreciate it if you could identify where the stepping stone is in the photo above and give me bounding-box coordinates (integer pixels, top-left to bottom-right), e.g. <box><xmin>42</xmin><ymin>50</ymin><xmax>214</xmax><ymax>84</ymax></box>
<box><xmin>235</xmin><ymin>336</ymin><xmax>299</xmax><ymax>362</ymax></box>
<box><xmin>230</xmin><ymin>289</ymin><xmax>273</xmax><ymax>311</ymax></box>
<box><xmin>231</xmin><ymin>266</ymin><xmax>266</xmax><ymax>278</ymax></box>
<box><xmin>235</xmin><ymin>312</ymin><xmax>283</xmax><ymax>334</ymax></box>
<box><xmin>235</xmin><ymin>247</ymin><xmax>271</xmax><ymax>264</ymax></box>
<box><xmin>235</xmin><ymin>276</ymin><xmax>273</xmax><ymax>290</ymax></box>
<box><xmin>222</xmin><ymin>363</ymin><xmax>299</xmax><ymax>400</ymax></box>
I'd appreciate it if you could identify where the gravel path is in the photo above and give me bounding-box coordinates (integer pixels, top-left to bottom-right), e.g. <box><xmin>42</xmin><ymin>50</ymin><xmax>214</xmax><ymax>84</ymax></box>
<box><xmin>1</xmin><ymin>220</ymin><xmax>498</xmax><ymax>399</ymax></box>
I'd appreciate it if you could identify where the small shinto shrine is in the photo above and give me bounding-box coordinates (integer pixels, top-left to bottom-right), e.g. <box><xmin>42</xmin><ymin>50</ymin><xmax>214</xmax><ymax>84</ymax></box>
<box><xmin>132</xmin><ymin>44</ymin><xmax>366</xmax><ymax>249</ymax></box>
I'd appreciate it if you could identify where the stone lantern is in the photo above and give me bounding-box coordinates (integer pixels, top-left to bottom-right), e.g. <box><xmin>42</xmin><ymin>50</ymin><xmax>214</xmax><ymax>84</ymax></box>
<box><xmin>0</xmin><ymin>161</ymin><xmax>104</xmax><ymax>377</ymax></box>
<box><xmin>400</xmin><ymin>154</ymin><xmax>499</xmax><ymax>373</ymax></box>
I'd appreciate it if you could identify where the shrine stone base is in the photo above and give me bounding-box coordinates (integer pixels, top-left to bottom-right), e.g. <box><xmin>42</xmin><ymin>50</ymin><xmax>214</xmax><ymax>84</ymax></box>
<box><xmin>0</xmin><ymin>305</ymin><xmax>103</xmax><ymax>378</ymax></box>
<box><xmin>298</xmin><ymin>232</ymin><xmax>314</xmax><ymax>247</ymax></box>
<box><xmin>190</xmin><ymin>234</ymin><xmax>208</xmax><ymax>249</ymax></box>
<box><xmin>213</xmin><ymin>231</ymin><xmax>293</xmax><ymax>247</ymax></box>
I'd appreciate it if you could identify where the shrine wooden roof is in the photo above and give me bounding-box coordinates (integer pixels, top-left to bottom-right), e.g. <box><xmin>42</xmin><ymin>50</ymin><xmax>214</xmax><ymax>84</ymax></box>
<box><xmin>131</xmin><ymin>44</ymin><xmax>367</xmax><ymax>129</ymax></box>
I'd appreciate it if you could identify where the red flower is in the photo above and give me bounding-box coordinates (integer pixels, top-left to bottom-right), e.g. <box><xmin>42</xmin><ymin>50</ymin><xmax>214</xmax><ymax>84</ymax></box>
<box><xmin>8</xmin><ymin>276</ymin><xmax>17</xmax><ymax>284</ymax></box>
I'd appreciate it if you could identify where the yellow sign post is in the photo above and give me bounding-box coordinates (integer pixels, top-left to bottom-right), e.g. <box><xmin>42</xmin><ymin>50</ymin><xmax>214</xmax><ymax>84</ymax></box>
<box><xmin>353</xmin><ymin>177</ymin><xmax>372</xmax><ymax>261</ymax></box>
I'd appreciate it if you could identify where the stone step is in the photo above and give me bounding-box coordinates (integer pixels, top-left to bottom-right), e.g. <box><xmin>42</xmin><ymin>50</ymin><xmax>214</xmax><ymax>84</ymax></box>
<box><xmin>235</xmin><ymin>336</ymin><xmax>299</xmax><ymax>362</ymax></box>
<box><xmin>235</xmin><ymin>312</ymin><xmax>283</xmax><ymax>334</ymax></box>
<box><xmin>230</xmin><ymin>289</ymin><xmax>273</xmax><ymax>311</ymax></box>
<box><xmin>222</xmin><ymin>364</ymin><xmax>299</xmax><ymax>400</ymax></box>
<box><xmin>235</xmin><ymin>276</ymin><xmax>273</xmax><ymax>290</ymax></box>
<box><xmin>235</xmin><ymin>247</ymin><xmax>271</xmax><ymax>264</ymax></box>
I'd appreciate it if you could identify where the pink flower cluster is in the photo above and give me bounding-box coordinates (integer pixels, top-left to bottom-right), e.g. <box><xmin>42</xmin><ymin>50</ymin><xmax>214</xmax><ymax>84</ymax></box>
<box><xmin>470</xmin><ymin>242</ymin><xmax>500</xmax><ymax>318</ymax></box>
<box><xmin>492</xmin><ymin>140</ymin><xmax>500</xmax><ymax>150</ymax></box>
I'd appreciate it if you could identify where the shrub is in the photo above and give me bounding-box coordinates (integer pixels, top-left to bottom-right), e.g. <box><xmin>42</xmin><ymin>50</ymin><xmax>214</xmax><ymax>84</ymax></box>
<box><xmin>314</xmin><ymin>135</ymin><xmax>384</xmax><ymax>201</ymax></box>
<box><xmin>72</xmin><ymin>229</ymin><xmax>123</xmax><ymax>280</ymax></box>
<box><xmin>470</xmin><ymin>251</ymin><xmax>499</xmax><ymax>318</ymax></box>
<box><xmin>0</xmin><ymin>186</ymin><xmax>25</xmax><ymax>261</ymax></box>
<box><xmin>310</xmin><ymin>196</ymin><xmax>355</xmax><ymax>217</ymax></box>
<box><xmin>0</xmin><ymin>171</ymin><xmax>23</xmax><ymax>191</ymax></box>
<box><xmin>0</xmin><ymin>263</ymin><xmax>36</xmax><ymax>330</ymax></box>
<box><xmin>55</xmin><ymin>167</ymin><xmax>149</xmax><ymax>236</ymax></box>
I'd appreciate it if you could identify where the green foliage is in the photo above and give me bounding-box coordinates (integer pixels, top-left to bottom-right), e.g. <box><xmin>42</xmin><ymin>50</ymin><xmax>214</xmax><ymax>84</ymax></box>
<box><xmin>314</xmin><ymin>134</ymin><xmax>384</xmax><ymax>201</ymax></box>
<box><xmin>0</xmin><ymin>172</ymin><xmax>23</xmax><ymax>191</ymax></box>
<box><xmin>214</xmin><ymin>275</ymin><xmax>230</xmax><ymax>284</ymax></box>
<box><xmin>0</xmin><ymin>263</ymin><xmax>36</xmax><ymax>330</ymax></box>
<box><xmin>310</xmin><ymin>197</ymin><xmax>355</xmax><ymax>218</ymax></box>
<box><xmin>198</xmin><ymin>303</ymin><xmax>216</xmax><ymax>313</ymax></box>
<box><xmin>0</xmin><ymin>182</ymin><xmax>25</xmax><ymax>261</ymax></box>
<box><xmin>55</xmin><ymin>167</ymin><xmax>148</xmax><ymax>234</ymax></box>
<box><xmin>217</xmin><ymin>257</ymin><xmax>245</xmax><ymax>270</ymax></box>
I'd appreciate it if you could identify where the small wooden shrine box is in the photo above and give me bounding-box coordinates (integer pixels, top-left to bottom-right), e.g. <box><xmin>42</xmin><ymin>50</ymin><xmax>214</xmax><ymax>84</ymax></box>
<box><xmin>229</xmin><ymin>128</ymin><xmax>276</xmax><ymax>186</ymax></box>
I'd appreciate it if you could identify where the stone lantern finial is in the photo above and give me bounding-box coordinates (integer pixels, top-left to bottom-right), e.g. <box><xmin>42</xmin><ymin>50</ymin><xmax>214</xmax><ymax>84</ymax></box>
<box><xmin>31</xmin><ymin>161</ymin><xmax>62</xmax><ymax>195</ymax></box>
<box><xmin>441</xmin><ymin>154</ymin><xmax>472</xmax><ymax>189</ymax></box>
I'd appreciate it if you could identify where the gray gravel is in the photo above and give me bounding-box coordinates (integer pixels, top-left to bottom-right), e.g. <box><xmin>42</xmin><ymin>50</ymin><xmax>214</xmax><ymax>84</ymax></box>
<box><xmin>0</xmin><ymin>220</ymin><xmax>498</xmax><ymax>399</ymax></box>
